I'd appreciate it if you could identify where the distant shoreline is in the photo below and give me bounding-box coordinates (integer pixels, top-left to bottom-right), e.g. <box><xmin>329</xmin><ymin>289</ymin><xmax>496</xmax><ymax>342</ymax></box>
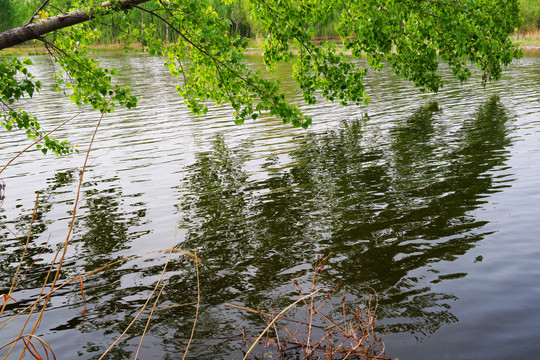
<box><xmin>2</xmin><ymin>35</ymin><xmax>539</xmax><ymax>57</ymax></box>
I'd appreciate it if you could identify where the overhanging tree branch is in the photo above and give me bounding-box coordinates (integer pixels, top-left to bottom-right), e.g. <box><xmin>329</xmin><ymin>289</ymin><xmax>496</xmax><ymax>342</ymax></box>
<box><xmin>0</xmin><ymin>0</ymin><xmax>150</xmax><ymax>50</ymax></box>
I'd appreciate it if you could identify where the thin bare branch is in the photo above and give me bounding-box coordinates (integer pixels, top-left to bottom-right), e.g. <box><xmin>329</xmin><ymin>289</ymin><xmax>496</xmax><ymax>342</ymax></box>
<box><xmin>25</xmin><ymin>0</ymin><xmax>51</xmax><ymax>26</ymax></box>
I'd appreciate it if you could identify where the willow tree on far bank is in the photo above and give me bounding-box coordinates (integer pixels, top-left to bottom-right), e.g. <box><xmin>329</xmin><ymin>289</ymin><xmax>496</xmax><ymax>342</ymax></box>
<box><xmin>0</xmin><ymin>0</ymin><xmax>523</xmax><ymax>154</ymax></box>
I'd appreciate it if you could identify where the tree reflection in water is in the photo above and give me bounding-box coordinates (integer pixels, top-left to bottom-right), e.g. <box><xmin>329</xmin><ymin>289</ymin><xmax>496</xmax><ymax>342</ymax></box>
<box><xmin>0</xmin><ymin>96</ymin><xmax>515</xmax><ymax>359</ymax></box>
<box><xmin>170</xmin><ymin>96</ymin><xmax>513</xmax><ymax>355</ymax></box>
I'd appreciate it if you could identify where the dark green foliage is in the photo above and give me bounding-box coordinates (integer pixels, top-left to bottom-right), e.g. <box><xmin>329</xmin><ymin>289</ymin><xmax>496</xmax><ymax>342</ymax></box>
<box><xmin>0</xmin><ymin>0</ymin><xmax>15</xmax><ymax>31</ymax></box>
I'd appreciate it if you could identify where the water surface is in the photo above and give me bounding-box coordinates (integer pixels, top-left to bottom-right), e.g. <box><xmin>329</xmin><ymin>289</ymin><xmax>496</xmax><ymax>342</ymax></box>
<box><xmin>1</xmin><ymin>54</ymin><xmax>539</xmax><ymax>359</ymax></box>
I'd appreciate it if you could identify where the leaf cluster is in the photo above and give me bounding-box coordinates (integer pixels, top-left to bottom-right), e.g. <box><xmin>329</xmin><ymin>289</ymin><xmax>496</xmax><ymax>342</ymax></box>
<box><xmin>49</xmin><ymin>24</ymin><xmax>138</xmax><ymax>113</ymax></box>
<box><xmin>1</xmin><ymin>58</ymin><xmax>72</xmax><ymax>155</ymax></box>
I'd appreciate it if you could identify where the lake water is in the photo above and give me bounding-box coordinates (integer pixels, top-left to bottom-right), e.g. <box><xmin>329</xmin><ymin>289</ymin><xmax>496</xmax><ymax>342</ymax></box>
<box><xmin>1</xmin><ymin>54</ymin><xmax>539</xmax><ymax>359</ymax></box>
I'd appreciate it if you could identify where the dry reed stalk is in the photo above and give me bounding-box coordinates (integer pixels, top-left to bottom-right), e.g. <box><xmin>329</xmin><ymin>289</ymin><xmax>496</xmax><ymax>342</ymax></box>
<box><xmin>93</xmin><ymin>264</ymin><xmax>170</xmax><ymax>354</ymax></box>
<box><xmin>0</xmin><ymin>112</ymin><xmax>76</xmax><ymax>306</ymax></box>
<box><xmin>306</xmin><ymin>256</ymin><xmax>328</xmax><ymax>355</ymax></box>
<box><xmin>242</xmin><ymin>290</ymin><xmax>322</xmax><ymax>360</ymax></box>
<box><xmin>1</xmin><ymin>171</ymin><xmax>199</xmax><ymax>356</ymax></box>
<box><xmin>0</xmin><ymin>249</ymin><xmax>199</xmax><ymax>358</ymax></box>
<box><xmin>1</xmin><ymin>196</ymin><xmax>45</xmax><ymax>359</ymax></box>
<box><xmin>0</xmin><ymin>220</ymin><xmax>23</xmax><ymax>246</ymax></box>
<box><xmin>0</xmin><ymin>334</ymin><xmax>56</xmax><ymax>360</ymax></box>
<box><xmin>181</xmin><ymin>249</ymin><xmax>200</xmax><ymax>360</ymax></box>
<box><xmin>9</xmin><ymin>99</ymin><xmax>111</xmax><ymax>355</ymax></box>
<box><xmin>134</xmin><ymin>278</ymin><xmax>170</xmax><ymax>359</ymax></box>
<box><xmin>0</xmin><ymin>108</ymin><xmax>76</xmax><ymax>332</ymax></box>
<box><xmin>79</xmin><ymin>278</ymin><xmax>87</xmax><ymax>321</ymax></box>
<box><xmin>21</xmin><ymin>336</ymin><xmax>47</xmax><ymax>360</ymax></box>
<box><xmin>12</xmin><ymin>235</ymin><xmax>52</xmax><ymax>290</ymax></box>
<box><xmin>225</xmin><ymin>302</ymin><xmax>327</xmax><ymax>330</ymax></box>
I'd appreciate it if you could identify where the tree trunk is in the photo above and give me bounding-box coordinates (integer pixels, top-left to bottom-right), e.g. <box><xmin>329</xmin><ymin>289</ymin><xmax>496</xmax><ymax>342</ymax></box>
<box><xmin>0</xmin><ymin>0</ymin><xmax>150</xmax><ymax>50</ymax></box>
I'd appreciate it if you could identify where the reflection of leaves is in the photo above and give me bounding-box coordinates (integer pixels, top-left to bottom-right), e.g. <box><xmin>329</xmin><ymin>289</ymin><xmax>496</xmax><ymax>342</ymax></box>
<box><xmin>386</xmin><ymin>291</ymin><xmax>458</xmax><ymax>335</ymax></box>
<box><xmin>49</xmin><ymin>170</ymin><xmax>77</xmax><ymax>191</ymax></box>
<box><xmin>181</xmin><ymin>134</ymin><xmax>256</xmax><ymax>304</ymax></box>
<box><xmin>391</xmin><ymin>101</ymin><xmax>441</xmax><ymax>168</ymax></box>
<box><xmin>13</xmin><ymin>170</ymin><xmax>78</xmax><ymax>235</ymax></box>
<box><xmin>457</xmin><ymin>95</ymin><xmax>512</xmax><ymax>169</ymax></box>
<box><xmin>72</xmin><ymin>176</ymin><xmax>150</xmax><ymax>274</ymax></box>
<box><xmin>76</xmin><ymin>180</ymin><xmax>146</xmax><ymax>260</ymax></box>
<box><xmin>185</xmin><ymin>134</ymin><xmax>251</xmax><ymax>235</ymax></box>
